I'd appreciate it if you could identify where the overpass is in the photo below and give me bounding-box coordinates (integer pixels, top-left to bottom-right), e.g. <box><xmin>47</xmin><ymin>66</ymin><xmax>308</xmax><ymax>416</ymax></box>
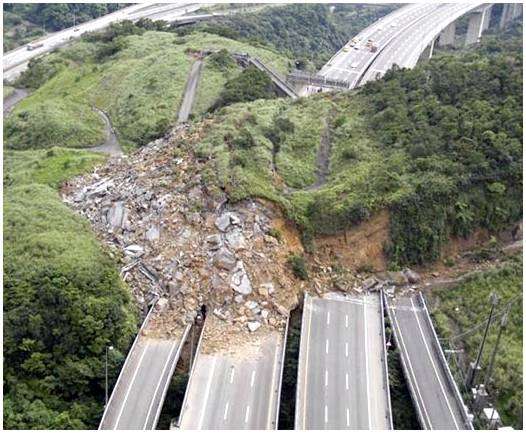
<box><xmin>2</xmin><ymin>3</ymin><xmax>206</xmax><ymax>82</ymax></box>
<box><xmin>310</xmin><ymin>2</ymin><xmax>514</xmax><ymax>93</ymax></box>
<box><xmin>385</xmin><ymin>291</ymin><xmax>473</xmax><ymax>430</ymax></box>
<box><xmin>295</xmin><ymin>292</ymin><xmax>392</xmax><ymax>430</ymax></box>
<box><xmin>177</xmin><ymin>314</ymin><xmax>287</xmax><ymax>429</ymax></box>
<box><xmin>99</xmin><ymin>301</ymin><xmax>190</xmax><ymax>430</ymax></box>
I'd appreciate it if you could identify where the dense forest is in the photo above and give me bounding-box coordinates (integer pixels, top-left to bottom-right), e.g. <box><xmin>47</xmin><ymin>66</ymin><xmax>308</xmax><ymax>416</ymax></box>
<box><xmin>3</xmin><ymin>3</ymin><xmax>128</xmax><ymax>50</ymax></box>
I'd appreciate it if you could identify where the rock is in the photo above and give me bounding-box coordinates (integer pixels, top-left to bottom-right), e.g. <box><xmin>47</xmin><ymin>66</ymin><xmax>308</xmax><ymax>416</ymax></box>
<box><xmin>168</xmin><ymin>281</ymin><xmax>180</xmax><ymax>296</ymax></box>
<box><xmin>261</xmin><ymin>309</ymin><xmax>269</xmax><ymax>319</ymax></box>
<box><xmin>247</xmin><ymin>321</ymin><xmax>261</xmax><ymax>332</ymax></box>
<box><xmin>145</xmin><ymin>225</ymin><xmax>160</xmax><ymax>242</ymax></box>
<box><xmin>156</xmin><ymin>297</ymin><xmax>169</xmax><ymax>313</ymax></box>
<box><xmin>275</xmin><ymin>303</ymin><xmax>289</xmax><ymax>317</ymax></box>
<box><xmin>403</xmin><ymin>268</ymin><xmax>421</xmax><ymax>284</ymax></box>
<box><xmin>259</xmin><ymin>282</ymin><xmax>275</xmax><ymax>296</ymax></box>
<box><xmin>431</xmin><ymin>272</ymin><xmax>440</xmax><ymax>278</ymax></box>
<box><xmin>213</xmin><ymin>248</ymin><xmax>237</xmax><ymax>271</ymax></box>
<box><xmin>245</xmin><ymin>300</ymin><xmax>258</xmax><ymax>310</ymax></box>
<box><xmin>213</xmin><ymin>308</ymin><xmax>228</xmax><ymax>321</ymax></box>
<box><xmin>107</xmin><ymin>201</ymin><xmax>128</xmax><ymax>229</ymax></box>
<box><xmin>124</xmin><ymin>244</ymin><xmax>144</xmax><ymax>257</ymax></box>
<box><xmin>362</xmin><ymin>277</ymin><xmax>378</xmax><ymax>291</ymax></box>
<box><xmin>389</xmin><ymin>271</ymin><xmax>409</xmax><ymax>286</ymax></box>
<box><xmin>225</xmin><ymin>228</ymin><xmax>246</xmax><ymax>251</ymax></box>
<box><xmin>230</xmin><ymin>261</ymin><xmax>252</xmax><ymax>295</ymax></box>
<box><xmin>234</xmin><ymin>295</ymin><xmax>244</xmax><ymax>303</ymax></box>
<box><xmin>206</xmin><ymin>234</ymin><xmax>222</xmax><ymax>251</ymax></box>
<box><xmin>263</xmin><ymin>235</ymin><xmax>279</xmax><ymax>246</ymax></box>
<box><xmin>215</xmin><ymin>213</ymin><xmax>232</xmax><ymax>232</ymax></box>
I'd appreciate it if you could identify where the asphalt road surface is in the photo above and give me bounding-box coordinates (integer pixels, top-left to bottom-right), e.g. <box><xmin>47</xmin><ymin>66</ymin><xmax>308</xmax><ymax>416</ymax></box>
<box><xmin>3</xmin><ymin>3</ymin><xmax>203</xmax><ymax>82</ymax></box>
<box><xmin>387</xmin><ymin>294</ymin><xmax>470</xmax><ymax>430</ymax></box>
<box><xmin>360</xmin><ymin>3</ymin><xmax>483</xmax><ymax>85</ymax></box>
<box><xmin>295</xmin><ymin>292</ymin><xmax>391</xmax><ymax>430</ymax></box>
<box><xmin>177</xmin><ymin>60</ymin><xmax>203</xmax><ymax>123</ymax></box>
<box><xmin>316</xmin><ymin>3</ymin><xmax>440</xmax><ymax>90</ymax></box>
<box><xmin>100</xmin><ymin>327</ymin><xmax>190</xmax><ymax>430</ymax></box>
<box><xmin>179</xmin><ymin>322</ymin><xmax>285</xmax><ymax>429</ymax></box>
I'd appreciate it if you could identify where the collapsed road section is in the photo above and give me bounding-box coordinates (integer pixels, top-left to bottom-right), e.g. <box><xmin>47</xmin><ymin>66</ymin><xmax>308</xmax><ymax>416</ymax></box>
<box><xmin>100</xmin><ymin>303</ymin><xmax>190</xmax><ymax>430</ymax></box>
<box><xmin>178</xmin><ymin>314</ymin><xmax>288</xmax><ymax>429</ymax></box>
<box><xmin>295</xmin><ymin>292</ymin><xmax>392</xmax><ymax>430</ymax></box>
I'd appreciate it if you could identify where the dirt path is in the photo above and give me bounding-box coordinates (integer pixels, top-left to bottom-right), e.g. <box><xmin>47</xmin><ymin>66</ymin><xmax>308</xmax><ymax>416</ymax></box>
<box><xmin>89</xmin><ymin>107</ymin><xmax>123</xmax><ymax>156</ymax></box>
<box><xmin>3</xmin><ymin>88</ymin><xmax>29</xmax><ymax>117</ymax></box>
<box><xmin>177</xmin><ymin>59</ymin><xmax>203</xmax><ymax>124</ymax></box>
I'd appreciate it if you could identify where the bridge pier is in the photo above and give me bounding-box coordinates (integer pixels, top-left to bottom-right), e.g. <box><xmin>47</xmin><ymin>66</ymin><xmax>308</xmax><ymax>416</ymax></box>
<box><xmin>499</xmin><ymin>3</ymin><xmax>522</xmax><ymax>29</ymax></box>
<box><xmin>439</xmin><ymin>21</ymin><xmax>456</xmax><ymax>47</ymax></box>
<box><xmin>465</xmin><ymin>5</ymin><xmax>492</xmax><ymax>46</ymax></box>
<box><xmin>428</xmin><ymin>37</ymin><xmax>436</xmax><ymax>58</ymax></box>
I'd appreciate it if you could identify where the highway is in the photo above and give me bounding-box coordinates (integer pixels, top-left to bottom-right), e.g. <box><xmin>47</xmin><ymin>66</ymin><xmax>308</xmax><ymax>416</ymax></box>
<box><xmin>360</xmin><ymin>3</ymin><xmax>484</xmax><ymax>85</ymax></box>
<box><xmin>99</xmin><ymin>320</ymin><xmax>190</xmax><ymax>430</ymax></box>
<box><xmin>386</xmin><ymin>293</ymin><xmax>472</xmax><ymax>430</ymax></box>
<box><xmin>178</xmin><ymin>315</ymin><xmax>286</xmax><ymax>429</ymax></box>
<box><xmin>295</xmin><ymin>292</ymin><xmax>391</xmax><ymax>430</ymax></box>
<box><xmin>3</xmin><ymin>3</ymin><xmax>205</xmax><ymax>82</ymax></box>
<box><xmin>317</xmin><ymin>3</ymin><xmax>440</xmax><ymax>89</ymax></box>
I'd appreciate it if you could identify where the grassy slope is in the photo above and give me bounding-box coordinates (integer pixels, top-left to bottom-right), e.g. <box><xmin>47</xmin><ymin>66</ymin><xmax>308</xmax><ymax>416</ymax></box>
<box><xmin>5</xmin><ymin>31</ymin><xmax>291</xmax><ymax>151</ymax></box>
<box><xmin>430</xmin><ymin>255</ymin><xmax>523</xmax><ymax>428</ymax></box>
<box><xmin>4</xmin><ymin>147</ymin><xmax>138</xmax><ymax>428</ymax></box>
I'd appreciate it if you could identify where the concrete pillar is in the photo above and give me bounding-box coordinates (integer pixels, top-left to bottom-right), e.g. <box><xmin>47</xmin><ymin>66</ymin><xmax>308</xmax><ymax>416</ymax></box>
<box><xmin>512</xmin><ymin>3</ymin><xmax>523</xmax><ymax>19</ymax></box>
<box><xmin>428</xmin><ymin>37</ymin><xmax>436</xmax><ymax>59</ymax></box>
<box><xmin>439</xmin><ymin>21</ymin><xmax>456</xmax><ymax>46</ymax></box>
<box><xmin>465</xmin><ymin>11</ymin><xmax>483</xmax><ymax>46</ymax></box>
<box><xmin>499</xmin><ymin>4</ymin><xmax>510</xmax><ymax>29</ymax></box>
<box><xmin>482</xmin><ymin>6</ymin><xmax>492</xmax><ymax>31</ymax></box>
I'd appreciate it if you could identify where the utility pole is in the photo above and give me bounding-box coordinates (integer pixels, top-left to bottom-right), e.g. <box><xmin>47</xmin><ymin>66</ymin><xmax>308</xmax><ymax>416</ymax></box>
<box><xmin>483</xmin><ymin>306</ymin><xmax>510</xmax><ymax>390</ymax></box>
<box><xmin>466</xmin><ymin>292</ymin><xmax>499</xmax><ymax>388</ymax></box>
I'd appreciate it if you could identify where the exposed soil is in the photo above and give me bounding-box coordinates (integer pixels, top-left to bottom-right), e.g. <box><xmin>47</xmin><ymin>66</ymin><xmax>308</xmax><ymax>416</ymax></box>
<box><xmin>306</xmin><ymin>117</ymin><xmax>332</xmax><ymax>191</ymax></box>
<box><xmin>89</xmin><ymin>107</ymin><xmax>123</xmax><ymax>156</ymax></box>
<box><xmin>3</xmin><ymin>88</ymin><xmax>29</xmax><ymax>117</ymax></box>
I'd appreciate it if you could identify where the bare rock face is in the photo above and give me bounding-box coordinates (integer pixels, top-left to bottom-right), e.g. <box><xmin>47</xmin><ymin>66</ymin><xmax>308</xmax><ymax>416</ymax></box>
<box><xmin>230</xmin><ymin>261</ymin><xmax>252</xmax><ymax>295</ymax></box>
<box><xmin>213</xmin><ymin>248</ymin><xmax>237</xmax><ymax>271</ymax></box>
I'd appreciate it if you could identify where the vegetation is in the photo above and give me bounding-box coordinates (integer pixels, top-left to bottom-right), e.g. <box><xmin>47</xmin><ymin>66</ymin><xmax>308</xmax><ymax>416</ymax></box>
<box><xmin>194</xmin><ymin>25</ymin><xmax>522</xmax><ymax>266</ymax></box>
<box><xmin>288</xmin><ymin>254</ymin><xmax>309</xmax><ymax>280</ymax></box>
<box><xmin>3</xmin><ymin>3</ymin><xmax>128</xmax><ymax>51</ymax></box>
<box><xmin>6</xmin><ymin>24</ymin><xmax>291</xmax><ymax>151</ymax></box>
<box><xmin>3</xmin><ymin>147</ymin><xmax>138</xmax><ymax>428</ymax></box>
<box><xmin>431</xmin><ymin>254</ymin><xmax>523</xmax><ymax>428</ymax></box>
<box><xmin>191</xmin><ymin>3</ymin><xmax>398</xmax><ymax>69</ymax></box>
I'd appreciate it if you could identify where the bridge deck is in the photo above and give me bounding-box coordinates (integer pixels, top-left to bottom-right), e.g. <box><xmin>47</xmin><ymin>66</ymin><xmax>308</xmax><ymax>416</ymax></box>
<box><xmin>295</xmin><ymin>292</ymin><xmax>391</xmax><ymax>430</ymax></box>
<box><xmin>386</xmin><ymin>293</ymin><xmax>472</xmax><ymax>430</ymax></box>
<box><xmin>178</xmin><ymin>314</ymin><xmax>286</xmax><ymax>429</ymax></box>
<box><xmin>99</xmin><ymin>309</ymin><xmax>190</xmax><ymax>430</ymax></box>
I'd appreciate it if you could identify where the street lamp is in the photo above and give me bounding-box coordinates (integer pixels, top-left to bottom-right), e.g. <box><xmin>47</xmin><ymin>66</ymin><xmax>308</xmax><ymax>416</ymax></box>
<box><xmin>105</xmin><ymin>346</ymin><xmax>114</xmax><ymax>406</ymax></box>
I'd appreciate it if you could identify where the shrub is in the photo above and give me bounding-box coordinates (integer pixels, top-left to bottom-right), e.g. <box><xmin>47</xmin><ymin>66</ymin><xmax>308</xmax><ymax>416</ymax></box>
<box><xmin>288</xmin><ymin>254</ymin><xmax>309</xmax><ymax>280</ymax></box>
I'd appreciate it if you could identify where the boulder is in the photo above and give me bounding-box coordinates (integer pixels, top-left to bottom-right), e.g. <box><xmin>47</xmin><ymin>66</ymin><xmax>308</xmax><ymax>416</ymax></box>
<box><xmin>245</xmin><ymin>300</ymin><xmax>258</xmax><ymax>310</ymax></box>
<box><xmin>124</xmin><ymin>244</ymin><xmax>144</xmax><ymax>257</ymax></box>
<box><xmin>403</xmin><ymin>268</ymin><xmax>421</xmax><ymax>284</ymax></box>
<box><xmin>215</xmin><ymin>212</ymin><xmax>241</xmax><ymax>232</ymax></box>
<box><xmin>145</xmin><ymin>225</ymin><xmax>160</xmax><ymax>242</ymax></box>
<box><xmin>247</xmin><ymin>321</ymin><xmax>261</xmax><ymax>332</ymax></box>
<box><xmin>259</xmin><ymin>282</ymin><xmax>275</xmax><ymax>296</ymax></box>
<box><xmin>107</xmin><ymin>201</ymin><xmax>128</xmax><ymax>229</ymax></box>
<box><xmin>206</xmin><ymin>234</ymin><xmax>223</xmax><ymax>251</ymax></box>
<box><xmin>230</xmin><ymin>261</ymin><xmax>253</xmax><ymax>295</ymax></box>
<box><xmin>213</xmin><ymin>248</ymin><xmax>237</xmax><ymax>271</ymax></box>
<box><xmin>225</xmin><ymin>228</ymin><xmax>246</xmax><ymax>251</ymax></box>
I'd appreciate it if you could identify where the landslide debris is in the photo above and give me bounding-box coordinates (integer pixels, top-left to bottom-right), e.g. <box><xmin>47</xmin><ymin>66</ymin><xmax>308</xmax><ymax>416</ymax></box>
<box><xmin>62</xmin><ymin>126</ymin><xmax>303</xmax><ymax>343</ymax></box>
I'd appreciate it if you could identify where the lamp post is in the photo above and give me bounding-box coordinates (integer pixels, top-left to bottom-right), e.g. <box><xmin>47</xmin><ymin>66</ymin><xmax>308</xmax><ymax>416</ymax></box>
<box><xmin>105</xmin><ymin>346</ymin><xmax>114</xmax><ymax>406</ymax></box>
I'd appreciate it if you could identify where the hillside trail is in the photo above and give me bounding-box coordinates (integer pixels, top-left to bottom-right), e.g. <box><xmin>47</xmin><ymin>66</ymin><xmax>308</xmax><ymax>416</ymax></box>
<box><xmin>88</xmin><ymin>107</ymin><xmax>123</xmax><ymax>156</ymax></box>
<box><xmin>282</xmin><ymin>117</ymin><xmax>332</xmax><ymax>194</ymax></box>
<box><xmin>3</xmin><ymin>88</ymin><xmax>29</xmax><ymax>117</ymax></box>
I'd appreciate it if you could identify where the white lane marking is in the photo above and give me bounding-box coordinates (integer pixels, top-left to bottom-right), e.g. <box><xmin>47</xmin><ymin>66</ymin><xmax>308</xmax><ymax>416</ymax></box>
<box><xmin>325</xmin><ymin>369</ymin><xmax>328</xmax><ymax>387</ymax></box>
<box><xmin>364</xmin><ymin>296</ymin><xmax>371</xmax><ymax>429</ymax></box>
<box><xmin>324</xmin><ymin>405</ymin><xmax>328</xmax><ymax>424</ymax></box>
<box><xmin>346</xmin><ymin>373</ymin><xmax>349</xmax><ymax>390</ymax></box>
<box><xmin>197</xmin><ymin>357</ymin><xmax>217</xmax><ymax>429</ymax></box>
<box><xmin>410</xmin><ymin>297</ymin><xmax>460</xmax><ymax>429</ymax></box>
<box><xmin>250</xmin><ymin>370</ymin><xmax>256</xmax><ymax>388</ymax></box>
<box><xmin>325</xmin><ymin>339</ymin><xmax>329</xmax><ymax>354</ymax></box>
<box><xmin>390</xmin><ymin>302</ymin><xmax>433</xmax><ymax>428</ymax></box>
<box><xmin>229</xmin><ymin>367</ymin><xmax>235</xmax><ymax>384</ymax></box>
<box><xmin>244</xmin><ymin>405</ymin><xmax>251</xmax><ymax>424</ymax></box>
<box><xmin>345</xmin><ymin>315</ymin><xmax>349</xmax><ymax>328</ymax></box>
<box><xmin>326</xmin><ymin>312</ymin><xmax>331</xmax><ymax>325</ymax></box>
<box><xmin>346</xmin><ymin>408</ymin><xmax>350</xmax><ymax>427</ymax></box>
<box><xmin>223</xmin><ymin>401</ymin><xmax>230</xmax><ymax>420</ymax></box>
<box><xmin>345</xmin><ymin>342</ymin><xmax>349</xmax><ymax>358</ymax></box>
<box><xmin>302</xmin><ymin>297</ymin><xmax>313</xmax><ymax>429</ymax></box>
<box><xmin>142</xmin><ymin>340</ymin><xmax>179</xmax><ymax>429</ymax></box>
<box><xmin>113</xmin><ymin>341</ymin><xmax>150</xmax><ymax>429</ymax></box>
<box><xmin>267</xmin><ymin>335</ymin><xmax>281</xmax><ymax>429</ymax></box>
